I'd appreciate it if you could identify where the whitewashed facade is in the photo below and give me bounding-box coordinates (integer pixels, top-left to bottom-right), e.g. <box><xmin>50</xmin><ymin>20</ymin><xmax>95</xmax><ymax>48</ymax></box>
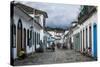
<box><xmin>11</xmin><ymin>2</ymin><xmax>48</xmax><ymax>59</ymax></box>
<box><xmin>72</xmin><ymin>9</ymin><xmax>97</xmax><ymax>59</ymax></box>
<box><xmin>12</xmin><ymin>5</ymin><xmax>33</xmax><ymax>59</ymax></box>
<box><xmin>63</xmin><ymin>6</ymin><xmax>97</xmax><ymax>59</ymax></box>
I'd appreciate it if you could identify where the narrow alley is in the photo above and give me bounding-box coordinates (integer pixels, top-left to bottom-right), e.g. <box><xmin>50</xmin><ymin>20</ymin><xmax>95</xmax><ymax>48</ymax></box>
<box><xmin>10</xmin><ymin>1</ymin><xmax>97</xmax><ymax>66</ymax></box>
<box><xmin>14</xmin><ymin>47</ymin><xmax>95</xmax><ymax>66</ymax></box>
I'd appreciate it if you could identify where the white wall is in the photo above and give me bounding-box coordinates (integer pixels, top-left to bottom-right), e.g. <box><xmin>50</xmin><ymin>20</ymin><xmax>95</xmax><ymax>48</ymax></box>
<box><xmin>48</xmin><ymin>31</ymin><xmax>55</xmax><ymax>37</ymax></box>
<box><xmin>13</xmin><ymin>6</ymin><xmax>34</xmax><ymax>59</ymax></box>
<box><xmin>40</xmin><ymin>15</ymin><xmax>44</xmax><ymax>27</ymax></box>
<box><xmin>40</xmin><ymin>29</ymin><xmax>44</xmax><ymax>42</ymax></box>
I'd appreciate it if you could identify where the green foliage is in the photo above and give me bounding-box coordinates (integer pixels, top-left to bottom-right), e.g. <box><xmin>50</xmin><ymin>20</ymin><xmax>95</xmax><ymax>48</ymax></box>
<box><xmin>78</xmin><ymin>6</ymin><xmax>88</xmax><ymax>20</ymax></box>
<box><xmin>18</xmin><ymin>50</ymin><xmax>26</xmax><ymax>60</ymax></box>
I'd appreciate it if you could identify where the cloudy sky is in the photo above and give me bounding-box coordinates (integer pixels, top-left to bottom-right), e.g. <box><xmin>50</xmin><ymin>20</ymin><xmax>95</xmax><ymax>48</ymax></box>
<box><xmin>21</xmin><ymin>2</ymin><xmax>81</xmax><ymax>29</ymax></box>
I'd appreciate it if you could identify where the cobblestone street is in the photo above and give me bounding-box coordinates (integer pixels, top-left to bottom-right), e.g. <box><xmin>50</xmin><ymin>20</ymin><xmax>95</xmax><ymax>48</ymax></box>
<box><xmin>14</xmin><ymin>47</ymin><xmax>96</xmax><ymax>66</ymax></box>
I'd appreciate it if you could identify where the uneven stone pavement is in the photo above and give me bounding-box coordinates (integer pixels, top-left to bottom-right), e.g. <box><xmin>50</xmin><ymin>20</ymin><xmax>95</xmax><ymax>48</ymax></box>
<box><xmin>14</xmin><ymin>48</ymin><xmax>96</xmax><ymax>66</ymax></box>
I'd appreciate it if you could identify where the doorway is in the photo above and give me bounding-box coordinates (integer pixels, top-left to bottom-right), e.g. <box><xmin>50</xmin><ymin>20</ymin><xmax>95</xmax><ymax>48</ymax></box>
<box><xmin>93</xmin><ymin>23</ymin><xmax>97</xmax><ymax>59</ymax></box>
<box><xmin>17</xmin><ymin>19</ymin><xmax>22</xmax><ymax>56</ymax></box>
<box><xmin>23</xmin><ymin>28</ymin><xmax>26</xmax><ymax>53</ymax></box>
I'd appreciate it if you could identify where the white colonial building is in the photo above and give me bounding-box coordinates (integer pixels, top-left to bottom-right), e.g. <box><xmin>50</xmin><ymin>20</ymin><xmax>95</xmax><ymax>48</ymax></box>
<box><xmin>71</xmin><ymin>6</ymin><xmax>97</xmax><ymax>59</ymax></box>
<box><xmin>11</xmin><ymin>2</ymin><xmax>48</xmax><ymax>60</ymax></box>
<box><xmin>63</xmin><ymin>6</ymin><xmax>97</xmax><ymax>60</ymax></box>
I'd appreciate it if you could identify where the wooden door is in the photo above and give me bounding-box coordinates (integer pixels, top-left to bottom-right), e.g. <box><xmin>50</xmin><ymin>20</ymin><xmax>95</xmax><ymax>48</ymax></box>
<box><xmin>17</xmin><ymin>19</ymin><xmax>22</xmax><ymax>56</ymax></box>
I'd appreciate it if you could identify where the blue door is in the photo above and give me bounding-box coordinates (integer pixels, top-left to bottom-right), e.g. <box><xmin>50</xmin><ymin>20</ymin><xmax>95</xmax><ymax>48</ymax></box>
<box><xmin>93</xmin><ymin>23</ymin><xmax>97</xmax><ymax>60</ymax></box>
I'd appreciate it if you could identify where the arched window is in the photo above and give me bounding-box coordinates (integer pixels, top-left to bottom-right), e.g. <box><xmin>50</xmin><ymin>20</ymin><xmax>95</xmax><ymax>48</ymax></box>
<box><xmin>13</xmin><ymin>24</ymin><xmax>16</xmax><ymax>48</ymax></box>
<box><xmin>34</xmin><ymin>32</ymin><xmax>36</xmax><ymax>45</ymax></box>
<box><xmin>29</xmin><ymin>30</ymin><xmax>32</xmax><ymax>48</ymax></box>
<box><xmin>86</xmin><ymin>27</ymin><xmax>88</xmax><ymax>49</ymax></box>
<box><xmin>38</xmin><ymin>33</ymin><xmax>40</xmax><ymax>44</ymax></box>
<box><xmin>27</xmin><ymin>29</ymin><xmax>29</xmax><ymax>46</ymax></box>
<box><xmin>24</xmin><ymin>28</ymin><xmax>26</xmax><ymax>51</ymax></box>
<box><xmin>18</xmin><ymin>19</ymin><xmax>22</xmax><ymax>29</ymax></box>
<box><xmin>36</xmin><ymin>33</ymin><xmax>38</xmax><ymax>44</ymax></box>
<box><xmin>89</xmin><ymin>26</ymin><xmax>92</xmax><ymax>48</ymax></box>
<box><xmin>80</xmin><ymin>31</ymin><xmax>82</xmax><ymax>51</ymax></box>
<box><xmin>36</xmin><ymin>32</ymin><xmax>37</xmax><ymax>45</ymax></box>
<box><xmin>30</xmin><ymin>30</ymin><xmax>32</xmax><ymax>40</ymax></box>
<box><xmin>33</xmin><ymin>31</ymin><xmax>34</xmax><ymax>45</ymax></box>
<box><xmin>11</xmin><ymin>23</ymin><xmax>16</xmax><ymax>48</ymax></box>
<box><xmin>39</xmin><ymin>33</ymin><xmax>40</xmax><ymax>42</ymax></box>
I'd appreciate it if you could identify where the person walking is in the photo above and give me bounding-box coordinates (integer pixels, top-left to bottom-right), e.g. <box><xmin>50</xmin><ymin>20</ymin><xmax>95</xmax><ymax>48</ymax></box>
<box><xmin>52</xmin><ymin>42</ymin><xmax>55</xmax><ymax>51</ymax></box>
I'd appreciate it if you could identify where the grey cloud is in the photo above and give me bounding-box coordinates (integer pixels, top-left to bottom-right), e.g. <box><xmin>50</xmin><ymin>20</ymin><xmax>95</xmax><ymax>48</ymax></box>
<box><xmin>20</xmin><ymin>2</ymin><xmax>81</xmax><ymax>29</ymax></box>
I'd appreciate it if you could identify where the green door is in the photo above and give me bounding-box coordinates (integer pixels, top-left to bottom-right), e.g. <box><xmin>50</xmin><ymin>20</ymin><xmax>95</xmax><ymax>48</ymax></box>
<box><xmin>74</xmin><ymin>33</ymin><xmax>80</xmax><ymax>51</ymax></box>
